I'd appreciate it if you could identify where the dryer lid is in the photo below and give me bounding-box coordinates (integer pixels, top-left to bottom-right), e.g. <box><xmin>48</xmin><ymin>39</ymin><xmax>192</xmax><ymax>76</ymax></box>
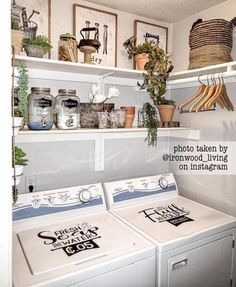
<box><xmin>114</xmin><ymin>196</ymin><xmax>236</xmax><ymax>250</ymax></box>
<box><xmin>16</xmin><ymin>214</ymin><xmax>134</xmax><ymax>275</ymax></box>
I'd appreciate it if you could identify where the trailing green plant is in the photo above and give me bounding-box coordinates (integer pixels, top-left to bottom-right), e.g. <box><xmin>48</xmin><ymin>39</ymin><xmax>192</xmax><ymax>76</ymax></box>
<box><xmin>13</xmin><ymin>146</ymin><xmax>28</xmax><ymax>166</ymax></box>
<box><xmin>138</xmin><ymin>46</ymin><xmax>174</xmax><ymax>105</ymax></box>
<box><xmin>127</xmin><ymin>39</ymin><xmax>174</xmax><ymax>147</ymax></box>
<box><xmin>123</xmin><ymin>36</ymin><xmax>158</xmax><ymax>59</ymax></box>
<box><xmin>11</xmin><ymin>19</ymin><xmax>21</xmax><ymax>30</ymax></box>
<box><xmin>143</xmin><ymin>103</ymin><xmax>159</xmax><ymax>147</ymax></box>
<box><xmin>23</xmin><ymin>35</ymin><xmax>53</xmax><ymax>54</ymax></box>
<box><xmin>15</xmin><ymin>60</ymin><xmax>28</xmax><ymax>121</ymax></box>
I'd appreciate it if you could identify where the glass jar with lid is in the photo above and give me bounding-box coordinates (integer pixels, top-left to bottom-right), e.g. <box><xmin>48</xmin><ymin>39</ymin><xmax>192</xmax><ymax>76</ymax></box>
<box><xmin>58</xmin><ymin>33</ymin><xmax>78</xmax><ymax>62</ymax></box>
<box><xmin>28</xmin><ymin>87</ymin><xmax>54</xmax><ymax>130</ymax></box>
<box><xmin>55</xmin><ymin>89</ymin><xmax>80</xmax><ymax>130</ymax></box>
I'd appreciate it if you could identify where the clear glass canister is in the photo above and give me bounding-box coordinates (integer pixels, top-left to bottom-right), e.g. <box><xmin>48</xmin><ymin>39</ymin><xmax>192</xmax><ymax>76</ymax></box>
<box><xmin>55</xmin><ymin>89</ymin><xmax>80</xmax><ymax>130</ymax></box>
<box><xmin>28</xmin><ymin>87</ymin><xmax>54</xmax><ymax>130</ymax></box>
<box><xmin>58</xmin><ymin>33</ymin><xmax>78</xmax><ymax>62</ymax></box>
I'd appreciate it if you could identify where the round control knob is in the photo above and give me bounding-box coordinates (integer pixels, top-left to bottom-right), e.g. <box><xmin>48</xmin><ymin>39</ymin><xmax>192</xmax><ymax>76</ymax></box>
<box><xmin>159</xmin><ymin>177</ymin><xmax>168</xmax><ymax>189</ymax></box>
<box><xmin>79</xmin><ymin>190</ymin><xmax>91</xmax><ymax>203</ymax></box>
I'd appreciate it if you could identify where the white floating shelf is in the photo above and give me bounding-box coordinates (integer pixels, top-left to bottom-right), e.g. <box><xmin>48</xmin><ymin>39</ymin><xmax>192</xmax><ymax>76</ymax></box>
<box><xmin>16</xmin><ymin>127</ymin><xmax>199</xmax><ymax>171</ymax></box>
<box><xmin>16</xmin><ymin>127</ymin><xmax>199</xmax><ymax>143</ymax></box>
<box><xmin>14</xmin><ymin>55</ymin><xmax>143</xmax><ymax>87</ymax></box>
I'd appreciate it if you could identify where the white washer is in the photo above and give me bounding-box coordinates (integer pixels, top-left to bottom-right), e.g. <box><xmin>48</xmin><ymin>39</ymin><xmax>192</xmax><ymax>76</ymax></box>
<box><xmin>13</xmin><ymin>183</ymin><xmax>156</xmax><ymax>287</ymax></box>
<box><xmin>104</xmin><ymin>173</ymin><xmax>236</xmax><ymax>287</ymax></box>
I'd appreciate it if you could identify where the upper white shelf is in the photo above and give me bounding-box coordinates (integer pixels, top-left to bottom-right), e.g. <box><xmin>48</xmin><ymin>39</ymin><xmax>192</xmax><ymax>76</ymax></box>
<box><xmin>15</xmin><ymin>55</ymin><xmax>236</xmax><ymax>88</ymax></box>
<box><xmin>169</xmin><ymin>61</ymin><xmax>236</xmax><ymax>80</ymax></box>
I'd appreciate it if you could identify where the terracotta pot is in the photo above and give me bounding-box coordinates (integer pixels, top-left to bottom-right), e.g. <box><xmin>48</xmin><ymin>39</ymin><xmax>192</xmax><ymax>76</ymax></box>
<box><xmin>134</xmin><ymin>53</ymin><xmax>149</xmax><ymax>70</ymax></box>
<box><xmin>124</xmin><ymin>114</ymin><xmax>135</xmax><ymax>128</ymax></box>
<box><xmin>121</xmin><ymin>106</ymin><xmax>135</xmax><ymax>114</ymax></box>
<box><xmin>157</xmin><ymin>104</ymin><xmax>176</xmax><ymax>122</ymax></box>
<box><xmin>11</xmin><ymin>29</ymin><xmax>24</xmax><ymax>55</ymax></box>
<box><xmin>121</xmin><ymin>106</ymin><xmax>135</xmax><ymax>128</ymax></box>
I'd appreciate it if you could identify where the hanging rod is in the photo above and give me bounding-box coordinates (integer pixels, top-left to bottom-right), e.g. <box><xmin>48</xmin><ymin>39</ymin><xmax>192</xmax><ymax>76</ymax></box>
<box><xmin>168</xmin><ymin>70</ymin><xmax>236</xmax><ymax>89</ymax></box>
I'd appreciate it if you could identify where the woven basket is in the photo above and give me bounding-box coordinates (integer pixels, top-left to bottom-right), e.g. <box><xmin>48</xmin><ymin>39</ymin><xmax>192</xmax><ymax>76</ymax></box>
<box><xmin>188</xmin><ymin>18</ymin><xmax>236</xmax><ymax>69</ymax></box>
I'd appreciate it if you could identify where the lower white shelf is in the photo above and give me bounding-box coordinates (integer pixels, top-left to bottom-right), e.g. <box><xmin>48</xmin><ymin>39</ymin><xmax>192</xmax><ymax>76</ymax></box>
<box><xmin>16</xmin><ymin>127</ymin><xmax>200</xmax><ymax>171</ymax></box>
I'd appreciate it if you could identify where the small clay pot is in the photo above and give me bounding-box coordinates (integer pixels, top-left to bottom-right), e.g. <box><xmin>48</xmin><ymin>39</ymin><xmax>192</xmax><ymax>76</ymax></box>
<box><xmin>121</xmin><ymin>106</ymin><xmax>135</xmax><ymax>128</ymax></box>
<box><xmin>134</xmin><ymin>53</ymin><xmax>149</xmax><ymax>70</ymax></box>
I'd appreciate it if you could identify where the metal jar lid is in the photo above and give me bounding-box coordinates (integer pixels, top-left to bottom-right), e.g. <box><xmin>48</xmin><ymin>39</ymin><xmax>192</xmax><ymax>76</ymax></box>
<box><xmin>58</xmin><ymin>89</ymin><xmax>77</xmax><ymax>95</ymax></box>
<box><xmin>59</xmin><ymin>33</ymin><xmax>76</xmax><ymax>41</ymax></box>
<box><xmin>31</xmin><ymin>87</ymin><xmax>51</xmax><ymax>93</ymax></box>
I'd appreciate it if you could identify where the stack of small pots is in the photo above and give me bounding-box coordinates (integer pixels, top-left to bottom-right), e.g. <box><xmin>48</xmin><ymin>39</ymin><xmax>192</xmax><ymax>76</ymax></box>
<box><xmin>121</xmin><ymin>106</ymin><xmax>135</xmax><ymax>128</ymax></box>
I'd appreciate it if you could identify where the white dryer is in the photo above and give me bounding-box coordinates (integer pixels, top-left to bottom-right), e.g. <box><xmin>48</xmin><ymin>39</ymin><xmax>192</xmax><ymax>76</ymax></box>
<box><xmin>104</xmin><ymin>173</ymin><xmax>236</xmax><ymax>287</ymax></box>
<box><xmin>12</xmin><ymin>183</ymin><xmax>156</xmax><ymax>287</ymax></box>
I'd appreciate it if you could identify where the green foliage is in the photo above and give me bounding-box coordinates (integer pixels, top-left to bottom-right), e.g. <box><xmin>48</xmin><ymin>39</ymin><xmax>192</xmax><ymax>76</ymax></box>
<box><xmin>142</xmin><ymin>46</ymin><xmax>174</xmax><ymax>105</ymax></box>
<box><xmin>16</xmin><ymin>61</ymin><xmax>28</xmax><ymax>121</ymax></box>
<box><xmin>143</xmin><ymin>103</ymin><xmax>159</xmax><ymax>147</ymax></box>
<box><xmin>125</xmin><ymin>36</ymin><xmax>175</xmax><ymax>147</ymax></box>
<box><xmin>13</xmin><ymin>146</ymin><xmax>28</xmax><ymax>166</ymax></box>
<box><xmin>123</xmin><ymin>36</ymin><xmax>158</xmax><ymax>59</ymax></box>
<box><xmin>23</xmin><ymin>35</ymin><xmax>53</xmax><ymax>54</ymax></box>
<box><xmin>11</xmin><ymin>20</ymin><xmax>21</xmax><ymax>30</ymax></box>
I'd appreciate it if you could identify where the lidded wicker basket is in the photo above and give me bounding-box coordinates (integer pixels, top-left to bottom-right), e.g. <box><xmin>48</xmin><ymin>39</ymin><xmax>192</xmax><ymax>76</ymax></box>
<box><xmin>188</xmin><ymin>17</ymin><xmax>236</xmax><ymax>70</ymax></box>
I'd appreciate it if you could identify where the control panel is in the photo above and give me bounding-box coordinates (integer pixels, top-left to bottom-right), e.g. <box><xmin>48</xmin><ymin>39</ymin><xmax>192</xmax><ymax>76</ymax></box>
<box><xmin>103</xmin><ymin>173</ymin><xmax>178</xmax><ymax>208</ymax></box>
<box><xmin>13</xmin><ymin>183</ymin><xmax>104</xmax><ymax>221</ymax></box>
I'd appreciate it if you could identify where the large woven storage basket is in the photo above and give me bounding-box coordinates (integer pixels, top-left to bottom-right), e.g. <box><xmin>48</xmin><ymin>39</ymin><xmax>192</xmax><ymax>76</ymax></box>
<box><xmin>188</xmin><ymin>18</ymin><xmax>236</xmax><ymax>69</ymax></box>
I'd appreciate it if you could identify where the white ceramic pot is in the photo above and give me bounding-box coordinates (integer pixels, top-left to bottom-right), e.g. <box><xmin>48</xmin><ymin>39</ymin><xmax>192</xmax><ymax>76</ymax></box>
<box><xmin>12</xmin><ymin>117</ymin><xmax>23</xmax><ymax>136</ymax></box>
<box><xmin>12</xmin><ymin>165</ymin><xmax>24</xmax><ymax>186</ymax></box>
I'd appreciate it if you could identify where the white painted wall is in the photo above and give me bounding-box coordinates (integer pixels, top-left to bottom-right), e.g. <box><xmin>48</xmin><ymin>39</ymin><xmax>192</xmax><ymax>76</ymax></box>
<box><xmin>170</xmin><ymin>0</ymin><xmax>236</xmax><ymax>217</ymax></box>
<box><xmin>172</xmin><ymin>0</ymin><xmax>236</xmax><ymax>72</ymax></box>
<box><xmin>50</xmin><ymin>0</ymin><xmax>172</xmax><ymax>69</ymax></box>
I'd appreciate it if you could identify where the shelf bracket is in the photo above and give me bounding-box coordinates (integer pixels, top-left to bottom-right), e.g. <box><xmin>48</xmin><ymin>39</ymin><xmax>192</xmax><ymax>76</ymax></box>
<box><xmin>99</xmin><ymin>72</ymin><xmax>114</xmax><ymax>95</ymax></box>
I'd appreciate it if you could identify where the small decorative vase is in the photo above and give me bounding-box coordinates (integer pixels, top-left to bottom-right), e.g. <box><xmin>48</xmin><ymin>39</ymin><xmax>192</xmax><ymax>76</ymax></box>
<box><xmin>134</xmin><ymin>53</ymin><xmax>149</xmax><ymax>70</ymax></box>
<box><xmin>80</xmin><ymin>103</ymin><xmax>114</xmax><ymax>128</ymax></box>
<box><xmin>12</xmin><ymin>117</ymin><xmax>23</xmax><ymax>136</ymax></box>
<box><xmin>12</xmin><ymin>165</ymin><xmax>24</xmax><ymax>186</ymax></box>
<box><xmin>24</xmin><ymin>45</ymin><xmax>44</xmax><ymax>58</ymax></box>
<box><xmin>157</xmin><ymin>104</ymin><xmax>176</xmax><ymax>122</ymax></box>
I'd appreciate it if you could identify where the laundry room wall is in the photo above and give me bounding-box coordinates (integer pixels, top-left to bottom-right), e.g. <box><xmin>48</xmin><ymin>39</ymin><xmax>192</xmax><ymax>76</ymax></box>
<box><xmin>170</xmin><ymin>0</ymin><xmax>236</xmax><ymax>217</ymax></box>
<box><xmin>171</xmin><ymin>0</ymin><xmax>236</xmax><ymax>72</ymax></box>
<box><xmin>50</xmin><ymin>0</ymin><xmax>172</xmax><ymax>68</ymax></box>
<box><xmin>17</xmin><ymin>0</ymin><xmax>172</xmax><ymax>193</ymax></box>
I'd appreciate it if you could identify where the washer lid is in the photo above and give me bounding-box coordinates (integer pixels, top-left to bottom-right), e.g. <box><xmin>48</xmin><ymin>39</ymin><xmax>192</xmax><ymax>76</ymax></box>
<box><xmin>114</xmin><ymin>196</ymin><xmax>236</xmax><ymax>250</ymax></box>
<box><xmin>16</xmin><ymin>214</ymin><xmax>134</xmax><ymax>275</ymax></box>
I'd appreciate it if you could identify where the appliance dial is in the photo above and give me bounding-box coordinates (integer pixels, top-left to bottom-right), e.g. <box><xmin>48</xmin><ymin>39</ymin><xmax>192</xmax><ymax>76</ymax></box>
<box><xmin>159</xmin><ymin>177</ymin><xmax>168</xmax><ymax>189</ymax></box>
<box><xmin>32</xmin><ymin>199</ymin><xmax>41</xmax><ymax>208</ymax></box>
<box><xmin>79</xmin><ymin>190</ymin><xmax>91</xmax><ymax>203</ymax></box>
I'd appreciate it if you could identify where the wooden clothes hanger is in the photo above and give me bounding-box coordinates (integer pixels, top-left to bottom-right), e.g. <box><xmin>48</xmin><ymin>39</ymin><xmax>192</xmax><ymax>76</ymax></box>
<box><xmin>205</xmin><ymin>74</ymin><xmax>234</xmax><ymax>111</ymax></box>
<box><xmin>178</xmin><ymin>76</ymin><xmax>207</xmax><ymax>112</ymax></box>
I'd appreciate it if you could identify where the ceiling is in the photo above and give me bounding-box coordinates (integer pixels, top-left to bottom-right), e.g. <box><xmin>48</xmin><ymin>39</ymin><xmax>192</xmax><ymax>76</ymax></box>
<box><xmin>86</xmin><ymin>0</ymin><xmax>227</xmax><ymax>23</ymax></box>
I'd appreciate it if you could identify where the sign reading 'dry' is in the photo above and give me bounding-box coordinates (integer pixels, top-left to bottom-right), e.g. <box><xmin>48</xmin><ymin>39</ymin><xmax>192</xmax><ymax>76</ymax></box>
<box><xmin>138</xmin><ymin>203</ymin><xmax>194</xmax><ymax>226</ymax></box>
<box><xmin>37</xmin><ymin>222</ymin><xmax>101</xmax><ymax>257</ymax></box>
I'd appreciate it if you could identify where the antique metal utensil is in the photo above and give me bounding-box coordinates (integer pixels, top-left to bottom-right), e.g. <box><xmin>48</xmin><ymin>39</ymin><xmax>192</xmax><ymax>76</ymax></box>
<box><xmin>78</xmin><ymin>27</ymin><xmax>101</xmax><ymax>64</ymax></box>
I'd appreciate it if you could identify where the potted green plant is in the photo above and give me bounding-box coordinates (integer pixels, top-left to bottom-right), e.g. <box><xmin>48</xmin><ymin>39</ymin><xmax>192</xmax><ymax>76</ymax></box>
<box><xmin>12</xmin><ymin>146</ymin><xmax>28</xmax><ymax>186</ymax></box>
<box><xmin>12</xmin><ymin>146</ymin><xmax>28</xmax><ymax>203</ymax></box>
<box><xmin>139</xmin><ymin>44</ymin><xmax>174</xmax><ymax>146</ymax></box>
<box><xmin>23</xmin><ymin>35</ymin><xmax>52</xmax><ymax>58</ymax></box>
<box><xmin>123</xmin><ymin>36</ymin><xmax>158</xmax><ymax>70</ymax></box>
<box><xmin>11</xmin><ymin>19</ymin><xmax>24</xmax><ymax>55</ymax></box>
